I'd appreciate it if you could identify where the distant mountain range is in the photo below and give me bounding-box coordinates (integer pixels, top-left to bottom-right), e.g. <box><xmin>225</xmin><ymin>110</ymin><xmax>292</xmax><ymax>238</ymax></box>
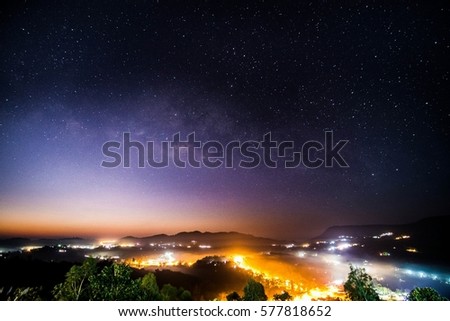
<box><xmin>1</xmin><ymin>216</ymin><xmax>449</xmax><ymax>256</ymax></box>
<box><xmin>314</xmin><ymin>215</ymin><xmax>450</xmax><ymax>264</ymax></box>
<box><xmin>0</xmin><ymin>231</ymin><xmax>277</xmax><ymax>250</ymax></box>
<box><xmin>121</xmin><ymin>231</ymin><xmax>277</xmax><ymax>247</ymax></box>
<box><xmin>315</xmin><ymin>215</ymin><xmax>450</xmax><ymax>240</ymax></box>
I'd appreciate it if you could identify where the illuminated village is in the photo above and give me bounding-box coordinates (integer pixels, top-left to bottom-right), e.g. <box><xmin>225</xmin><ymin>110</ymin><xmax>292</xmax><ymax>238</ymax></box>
<box><xmin>3</xmin><ymin>226</ymin><xmax>448</xmax><ymax>301</ymax></box>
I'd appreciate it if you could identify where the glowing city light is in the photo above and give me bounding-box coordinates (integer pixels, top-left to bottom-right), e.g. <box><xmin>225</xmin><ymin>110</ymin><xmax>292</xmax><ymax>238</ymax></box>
<box><xmin>233</xmin><ymin>255</ymin><xmax>244</xmax><ymax>266</ymax></box>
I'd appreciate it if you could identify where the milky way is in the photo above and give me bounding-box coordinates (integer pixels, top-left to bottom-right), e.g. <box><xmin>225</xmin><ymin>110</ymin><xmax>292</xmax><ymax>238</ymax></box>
<box><xmin>0</xmin><ymin>1</ymin><xmax>449</xmax><ymax>239</ymax></box>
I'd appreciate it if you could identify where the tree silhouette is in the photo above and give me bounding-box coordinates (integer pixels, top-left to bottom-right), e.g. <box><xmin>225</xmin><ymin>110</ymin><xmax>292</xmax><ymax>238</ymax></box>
<box><xmin>138</xmin><ymin>272</ymin><xmax>161</xmax><ymax>300</ymax></box>
<box><xmin>242</xmin><ymin>279</ymin><xmax>267</xmax><ymax>301</ymax></box>
<box><xmin>51</xmin><ymin>258</ymin><xmax>198</xmax><ymax>301</ymax></box>
<box><xmin>273</xmin><ymin>291</ymin><xmax>293</xmax><ymax>301</ymax></box>
<box><xmin>408</xmin><ymin>287</ymin><xmax>447</xmax><ymax>301</ymax></box>
<box><xmin>178</xmin><ymin>288</ymin><xmax>192</xmax><ymax>301</ymax></box>
<box><xmin>10</xmin><ymin>287</ymin><xmax>43</xmax><ymax>301</ymax></box>
<box><xmin>226</xmin><ymin>291</ymin><xmax>242</xmax><ymax>301</ymax></box>
<box><xmin>53</xmin><ymin>257</ymin><xmax>97</xmax><ymax>300</ymax></box>
<box><xmin>343</xmin><ymin>265</ymin><xmax>380</xmax><ymax>301</ymax></box>
<box><xmin>89</xmin><ymin>263</ymin><xmax>141</xmax><ymax>300</ymax></box>
<box><xmin>160</xmin><ymin>284</ymin><xmax>191</xmax><ymax>301</ymax></box>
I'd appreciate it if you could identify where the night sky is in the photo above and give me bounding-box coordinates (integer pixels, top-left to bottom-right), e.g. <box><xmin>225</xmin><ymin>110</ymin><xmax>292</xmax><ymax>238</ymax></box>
<box><xmin>0</xmin><ymin>1</ymin><xmax>449</xmax><ymax>240</ymax></box>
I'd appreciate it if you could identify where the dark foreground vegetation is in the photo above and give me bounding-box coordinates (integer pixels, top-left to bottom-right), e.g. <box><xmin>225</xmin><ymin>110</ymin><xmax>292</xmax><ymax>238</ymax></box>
<box><xmin>0</xmin><ymin>255</ymin><xmax>250</xmax><ymax>300</ymax></box>
<box><xmin>0</xmin><ymin>256</ymin><xmax>447</xmax><ymax>301</ymax></box>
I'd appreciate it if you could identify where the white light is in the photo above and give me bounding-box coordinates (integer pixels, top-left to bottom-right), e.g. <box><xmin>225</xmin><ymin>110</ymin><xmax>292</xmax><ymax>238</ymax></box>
<box><xmin>233</xmin><ymin>256</ymin><xmax>244</xmax><ymax>266</ymax></box>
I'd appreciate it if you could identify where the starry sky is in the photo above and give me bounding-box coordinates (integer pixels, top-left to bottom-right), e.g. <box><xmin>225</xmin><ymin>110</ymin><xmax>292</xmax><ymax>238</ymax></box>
<box><xmin>0</xmin><ymin>1</ymin><xmax>449</xmax><ymax>240</ymax></box>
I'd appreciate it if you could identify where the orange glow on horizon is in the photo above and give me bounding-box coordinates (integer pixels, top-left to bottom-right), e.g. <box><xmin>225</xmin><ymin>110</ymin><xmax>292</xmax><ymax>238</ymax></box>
<box><xmin>0</xmin><ymin>195</ymin><xmax>269</xmax><ymax>238</ymax></box>
<box><xmin>0</xmin><ymin>209</ymin><xmax>255</xmax><ymax>239</ymax></box>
